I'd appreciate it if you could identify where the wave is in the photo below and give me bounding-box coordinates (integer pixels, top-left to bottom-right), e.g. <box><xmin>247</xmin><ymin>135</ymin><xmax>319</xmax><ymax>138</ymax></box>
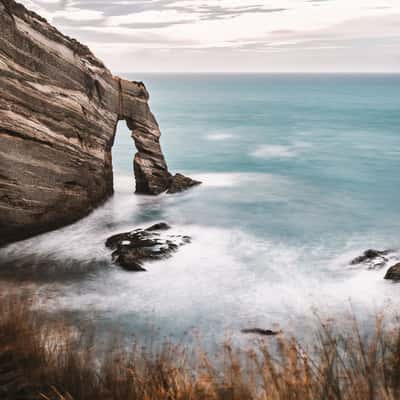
<box><xmin>251</xmin><ymin>141</ymin><xmax>312</xmax><ymax>159</ymax></box>
<box><xmin>188</xmin><ymin>172</ymin><xmax>287</xmax><ymax>188</ymax></box>
<box><xmin>1</xmin><ymin>171</ymin><xmax>399</xmax><ymax>344</ymax></box>
<box><xmin>2</xmin><ymin>217</ymin><xmax>397</xmax><ymax>342</ymax></box>
<box><xmin>205</xmin><ymin>133</ymin><xmax>234</xmax><ymax>141</ymax></box>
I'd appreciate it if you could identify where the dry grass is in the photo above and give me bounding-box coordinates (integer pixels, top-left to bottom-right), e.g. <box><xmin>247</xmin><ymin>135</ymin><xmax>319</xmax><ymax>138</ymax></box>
<box><xmin>1</xmin><ymin>293</ymin><xmax>400</xmax><ymax>400</ymax></box>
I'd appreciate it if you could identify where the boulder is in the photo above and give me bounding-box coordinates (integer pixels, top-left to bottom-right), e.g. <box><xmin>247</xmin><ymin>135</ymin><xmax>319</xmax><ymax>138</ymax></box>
<box><xmin>350</xmin><ymin>249</ymin><xmax>393</xmax><ymax>269</ymax></box>
<box><xmin>106</xmin><ymin>223</ymin><xmax>190</xmax><ymax>271</ymax></box>
<box><xmin>384</xmin><ymin>263</ymin><xmax>400</xmax><ymax>281</ymax></box>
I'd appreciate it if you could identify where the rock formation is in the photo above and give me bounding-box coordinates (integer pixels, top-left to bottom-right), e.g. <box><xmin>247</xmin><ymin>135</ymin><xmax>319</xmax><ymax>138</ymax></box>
<box><xmin>105</xmin><ymin>222</ymin><xmax>191</xmax><ymax>271</ymax></box>
<box><xmin>0</xmin><ymin>0</ymin><xmax>200</xmax><ymax>246</ymax></box>
<box><xmin>350</xmin><ymin>249</ymin><xmax>394</xmax><ymax>269</ymax></box>
<box><xmin>350</xmin><ymin>248</ymin><xmax>400</xmax><ymax>281</ymax></box>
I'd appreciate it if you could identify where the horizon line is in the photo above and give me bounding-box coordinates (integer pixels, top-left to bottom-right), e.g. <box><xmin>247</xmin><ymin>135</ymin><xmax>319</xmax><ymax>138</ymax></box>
<box><xmin>116</xmin><ymin>71</ymin><xmax>400</xmax><ymax>75</ymax></box>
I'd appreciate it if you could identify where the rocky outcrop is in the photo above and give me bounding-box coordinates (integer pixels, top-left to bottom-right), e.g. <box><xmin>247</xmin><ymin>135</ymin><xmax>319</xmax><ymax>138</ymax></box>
<box><xmin>0</xmin><ymin>0</ymin><xmax>199</xmax><ymax>246</ymax></box>
<box><xmin>167</xmin><ymin>173</ymin><xmax>201</xmax><ymax>194</ymax></box>
<box><xmin>105</xmin><ymin>223</ymin><xmax>191</xmax><ymax>271</ymax></box>
<box><xmin>350</xmin><ymin>249</ymin><xmax>400</xmax><ymax>281</ymax></box>
<box><xmin>350</xmin><ymin>249</ymin><xmax>394</xmax><ymax>269</ymax></box>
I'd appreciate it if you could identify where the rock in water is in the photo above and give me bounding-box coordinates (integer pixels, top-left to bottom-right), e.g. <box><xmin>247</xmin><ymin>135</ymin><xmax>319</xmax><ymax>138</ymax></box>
<box><xmin>167</xmin><ymin>174</ymin><xmax>202</xmax><ymax>194</ymax></box>
<box><xmin>146</xmin><ymin>222</ymin><xmax>171</xmax><ymax>231</ymax></box>
<box><xmin>106</xmin><ymin>223</ymin><xmax>191</xmax><ymax>271</ymax></box>
<box><xmin>241</xmin><ymin>328</ymin><xmax>281</xmax><ymax>336</ymax></box>
<box><xmin>350</xmin><ymin>249</ymin><xmax>394</xmax><ymax>269</ymax></box>
<box><xmin>384</xmin><ymin>263</ymin><xmax>400</xmax><ymax>281</ymax></box>
<box><xmin>0</xmin><ymin>0</ymin><xmax>200</xmax><ymax>246</ymax></box>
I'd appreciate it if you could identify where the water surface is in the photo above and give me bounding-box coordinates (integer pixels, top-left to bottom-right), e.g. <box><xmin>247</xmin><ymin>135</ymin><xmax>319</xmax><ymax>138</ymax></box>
<box><xmin>2</xmin><ymin>74</ymin><xmax>400</xmax><ymax>344</ymax></box>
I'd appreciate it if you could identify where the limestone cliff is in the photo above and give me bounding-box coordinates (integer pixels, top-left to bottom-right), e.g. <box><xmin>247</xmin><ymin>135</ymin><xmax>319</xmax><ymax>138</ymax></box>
<box><xmin>0</xmin><ymin>0</ymin><xmax>200</xmax><ymax>246</ymax></box>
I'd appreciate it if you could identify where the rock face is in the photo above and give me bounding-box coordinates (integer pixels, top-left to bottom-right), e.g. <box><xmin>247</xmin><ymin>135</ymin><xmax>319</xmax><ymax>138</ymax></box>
<box><xmin>105</xmin><ymin>223</ymin><xmax>191</xmax><ymax>271</ymax></box>
<box><xmin>0</xmin><ymin>0</ymin><xmax>199</xmax><ymax>246</ymax></box>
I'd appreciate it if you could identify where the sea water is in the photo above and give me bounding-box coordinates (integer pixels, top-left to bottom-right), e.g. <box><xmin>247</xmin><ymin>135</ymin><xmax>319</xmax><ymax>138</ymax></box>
<box><xmin>1</xmin><ymin>74</ymin><xmax>400</xmax><ymax>344</ymax></box>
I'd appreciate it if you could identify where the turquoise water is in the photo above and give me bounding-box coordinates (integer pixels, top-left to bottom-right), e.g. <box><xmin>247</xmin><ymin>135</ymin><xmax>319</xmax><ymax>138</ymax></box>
<box><xmin>115</xmin><ymin>74</ymin><xmax>400</xmax><ymax>243</ymax></box>
<box><xmin>2</xmin><ymin>74</ymin><xmax>400</xmax><ymax>343</ymax></box>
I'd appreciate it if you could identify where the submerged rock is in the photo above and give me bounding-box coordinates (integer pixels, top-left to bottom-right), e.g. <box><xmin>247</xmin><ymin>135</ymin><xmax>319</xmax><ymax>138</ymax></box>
<box><xmin>350</xmin><ymin>249</ymin><xmax>394</xmax><ymax>269</ymax></box>
<box><xmin>146</xmin><ymin>222</ymin><xmax>171</xmax><ymax>231</ymax></box>
<box><xmin>241</xmin><ymin>328</ymin><xmax>281</xmax><ymax>336</ymax></box>
<box><xmin>106</xmin><ymin>223</ymin><xmax>190</xmax><ymax>271</ymax></box>
<box><xmin>384</xmin><ymin>263</ymin><xmax>400</xmax><ymax>281</ymax></box>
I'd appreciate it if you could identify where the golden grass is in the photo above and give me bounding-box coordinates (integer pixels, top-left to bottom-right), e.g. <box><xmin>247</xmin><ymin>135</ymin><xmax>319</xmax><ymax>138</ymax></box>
<box><xmin>1</xmin><ymin>292</ymin><xmax>400</xmax><ymax>400</ymax></box>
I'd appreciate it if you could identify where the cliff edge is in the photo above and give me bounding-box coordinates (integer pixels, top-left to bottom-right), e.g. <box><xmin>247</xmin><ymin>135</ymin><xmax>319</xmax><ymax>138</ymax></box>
<box><xmin>0</xmin><ymin>0</ymin><xmax>200</xmax><ymax>246</ymax></box>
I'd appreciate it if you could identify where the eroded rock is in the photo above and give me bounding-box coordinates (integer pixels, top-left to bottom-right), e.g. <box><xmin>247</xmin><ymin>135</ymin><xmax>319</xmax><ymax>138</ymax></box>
<box><xmin>167</xmin><ymin>174</ymin><xmax>202</xmax><ymax>194</ymax></box>
<box><xmin>0</xmin><ymin>0</ymin><xmax>200</xmax><ymax>246</ymax></box>
<box><xmin>106</xmin><ymin>223</ymin><xmax>190</xmax><ymax>271</ymax></box>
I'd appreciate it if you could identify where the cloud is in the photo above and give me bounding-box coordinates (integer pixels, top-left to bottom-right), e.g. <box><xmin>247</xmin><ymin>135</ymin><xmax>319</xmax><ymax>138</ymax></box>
<box><xmin>17</xmin><ymin>0</ymin><xmax>400</xmax><ymax>72</ymax></box>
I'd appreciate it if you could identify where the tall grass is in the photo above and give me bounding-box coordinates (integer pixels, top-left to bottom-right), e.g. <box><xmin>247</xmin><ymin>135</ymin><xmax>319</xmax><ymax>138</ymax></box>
<box><xmin>1</xmin><ymin>292</ymin><xmax>400</xmax><ymax>400</ymax></box>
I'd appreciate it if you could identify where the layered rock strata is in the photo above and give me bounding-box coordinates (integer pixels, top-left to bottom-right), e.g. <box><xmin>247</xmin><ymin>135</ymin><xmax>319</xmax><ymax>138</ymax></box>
<box><xmin>0</xmin><ymin>0</ymin><xmax>199</xmax><ymax>246</ymax></box>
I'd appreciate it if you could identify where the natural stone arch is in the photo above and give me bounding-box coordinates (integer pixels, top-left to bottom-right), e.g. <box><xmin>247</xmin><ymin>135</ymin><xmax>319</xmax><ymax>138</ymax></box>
<box><xmin>0</xmin><ymin>0</ymin><xmax>200</xmax><ymax>245</ymax></box>
<box><xmin>114</xmin><ymin>78</ymin><xmax>172</xmax><ymax>195</ymax></box>
<box><xmin>112</xmin><ymin>78</ymin><xmax>201</xmax><ymax>195</ymax></box>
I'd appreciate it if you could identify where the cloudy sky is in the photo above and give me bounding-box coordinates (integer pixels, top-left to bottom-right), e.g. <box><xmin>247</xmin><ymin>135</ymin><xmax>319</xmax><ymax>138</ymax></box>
<box><xmin>20</xmin><ymin>0</ymin><xmax>400</xmax><ymax>72</ymax></box>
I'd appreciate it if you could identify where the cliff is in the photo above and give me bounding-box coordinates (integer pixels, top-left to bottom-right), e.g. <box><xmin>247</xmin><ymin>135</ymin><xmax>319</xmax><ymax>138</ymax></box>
<box><xmin>0</xmin><ymin>0</ymin><xmax>199</xmax><ymax>246</ymax></box>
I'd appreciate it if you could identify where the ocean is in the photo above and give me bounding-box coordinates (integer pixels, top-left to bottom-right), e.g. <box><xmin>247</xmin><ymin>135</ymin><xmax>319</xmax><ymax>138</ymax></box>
<box><xmin>1</xmin><ymin>74</ymin><xmax>400</xmax><ymax>344</ymax></box>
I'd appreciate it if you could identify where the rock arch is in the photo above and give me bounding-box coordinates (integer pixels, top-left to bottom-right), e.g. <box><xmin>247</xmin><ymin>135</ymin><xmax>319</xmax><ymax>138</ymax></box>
<box><xmin>0</xmin><ymin>0</ymin><xmax>199</xmax><ymax>245</ymax></box>
<box><xmin>115</xmin><ymin>78</ymin><xmax>171</xmax><ymax>195</ymax></box>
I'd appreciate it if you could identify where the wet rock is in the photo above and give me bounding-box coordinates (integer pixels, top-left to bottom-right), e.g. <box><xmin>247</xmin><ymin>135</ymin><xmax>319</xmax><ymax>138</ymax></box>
<box><xmin>384</xmin><ymin>263</ymin><xmax>400</xmax><ymax>281</ymax></box>
<box><xmin>146</xmin><ymin>222</ymin><xmax>171</xmax><ymax>231</ymax></box>
<box><xmin>167</xmin><ymin>174</ymin><xmax>202</xmax><ymax>194</ymax></box>
<box><xmin>241</xmin><ymin>328</ymin><xmax>281</xmax><ymax>336</ymax></box>
<box><xmin>106</xmin><ymin>223</ymin><xmax>190</xmax><ymax>271</ymax></box>
<box><xmin>350</xmin><ymin>249</ymin><xmax>394</xmax><ymax>269</ymax></box>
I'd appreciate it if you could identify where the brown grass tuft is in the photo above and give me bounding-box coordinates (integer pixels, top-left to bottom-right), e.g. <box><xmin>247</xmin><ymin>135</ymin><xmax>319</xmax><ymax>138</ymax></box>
<box><xmin>1</xmin><ymin>292</ymin><xmax>400</xmax><ymax>400</ymax></box>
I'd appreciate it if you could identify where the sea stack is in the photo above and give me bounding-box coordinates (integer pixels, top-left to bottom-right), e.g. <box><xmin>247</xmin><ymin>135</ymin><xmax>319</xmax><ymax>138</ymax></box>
<box><xmin>0</xmin><ymin>0</ymin><xmax>200</xmax><ymax>246</ymax></box>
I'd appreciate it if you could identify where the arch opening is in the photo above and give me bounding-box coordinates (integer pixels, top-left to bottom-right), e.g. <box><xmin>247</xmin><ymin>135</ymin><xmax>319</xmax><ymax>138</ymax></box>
<box><xmin>111</xmin><ymin>119</ymin><xmax>137</xmax><ymax>192</ymax></box>
<box><xmin>110</xmin><ymin>78</ymin><xmax>201</xmax><ymax>196</ymax></box>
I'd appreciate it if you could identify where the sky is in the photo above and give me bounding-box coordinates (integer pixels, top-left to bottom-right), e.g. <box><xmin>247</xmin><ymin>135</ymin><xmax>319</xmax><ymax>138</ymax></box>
<box><xmin>19</xmin><ymin>0</ymin><xmax>400</xmax><ymax>73</ymax></box>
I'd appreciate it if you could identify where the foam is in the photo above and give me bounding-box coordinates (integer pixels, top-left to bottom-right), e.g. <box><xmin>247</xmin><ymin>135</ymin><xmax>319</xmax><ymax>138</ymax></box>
<box><xmin>1</xmin><ymin>172</ymin><xmax>399</xmax><ymax>345</ymax></box>
<box><xmin>205</xmin><ymin>133</ymin><xmax>234</xmax><ymax>141</ymax></box>
<box><xmin>11</xmin><ymin>221</ymin><xmax>397</xmax><ymax>343</ymax></box>
<box><xmin>251</xmin><ymin>141</ymin><xmax>312</xmax><ymax>159</ymax></box>
<box><xmin>189</xmin><ymin>172</ymin><xmax>287</xmax><ymax>188</ymax></box>
<box><xmin>251</xmin><ymin>144</ymin><xmax>296</xmax><ymax>159</ymax></box>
